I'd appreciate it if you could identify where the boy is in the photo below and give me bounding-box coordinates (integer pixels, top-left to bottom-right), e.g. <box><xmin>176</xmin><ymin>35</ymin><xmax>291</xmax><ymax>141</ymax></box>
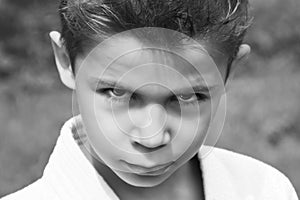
<box><xmin>2</xmin><ymin>0</ymin><xmax>299</xmax><ymax>199</ymax></box>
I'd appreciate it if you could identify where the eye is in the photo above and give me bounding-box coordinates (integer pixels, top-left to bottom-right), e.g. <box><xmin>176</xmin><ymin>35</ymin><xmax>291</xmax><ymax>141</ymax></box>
<box><xmin>109</xmin><ymin>88</ymin><xmax>128</xmax><ymax>97</ymax></box>
<box><xmin>174</xmin><ymin>93</ymin><xmax>209</xmax><ymax>105</ymax></box>
<box><xmin>177</xmin><ymin>94</ymin><xmax>197</xmax><ymax>102</ymax></box>
<box><xmin>96</xmin><ymin>88</ymin><xmax>132</xmax><ymax>103</ymax></box>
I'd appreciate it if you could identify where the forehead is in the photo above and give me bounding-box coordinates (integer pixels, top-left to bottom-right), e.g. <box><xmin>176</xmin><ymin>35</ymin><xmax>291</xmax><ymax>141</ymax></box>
<box><xmin>75</xmin><ymin>35</ymin><xmax>225</xmax><ymax>89</ymax></box>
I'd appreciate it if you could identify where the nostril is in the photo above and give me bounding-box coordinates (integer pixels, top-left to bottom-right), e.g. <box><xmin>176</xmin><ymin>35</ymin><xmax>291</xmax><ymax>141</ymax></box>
<box><xmin>132</xmin><ymin>141</ymin><xmax>166</xmax><ymax>153</ymax></box>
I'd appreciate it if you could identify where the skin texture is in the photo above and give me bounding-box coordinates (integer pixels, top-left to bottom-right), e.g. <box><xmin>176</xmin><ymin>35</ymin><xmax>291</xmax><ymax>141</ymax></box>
<box><xmin>50</xmin><ymin>30</ymin><xmax>250</xmax><ymax>199</ymax></box>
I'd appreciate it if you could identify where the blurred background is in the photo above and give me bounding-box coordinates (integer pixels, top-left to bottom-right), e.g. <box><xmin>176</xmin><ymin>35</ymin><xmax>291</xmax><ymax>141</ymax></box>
<box><xmin>0</xmin><ymin>0</ymin><xmax>299</xmax><ymax>197</ymax></box>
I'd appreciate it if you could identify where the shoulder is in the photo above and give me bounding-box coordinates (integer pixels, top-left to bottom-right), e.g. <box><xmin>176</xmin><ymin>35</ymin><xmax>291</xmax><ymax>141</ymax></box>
<box><xmin>208</xmin><ymin>147</ymin><xmax>299</xmax><ymax>199</ymax></box>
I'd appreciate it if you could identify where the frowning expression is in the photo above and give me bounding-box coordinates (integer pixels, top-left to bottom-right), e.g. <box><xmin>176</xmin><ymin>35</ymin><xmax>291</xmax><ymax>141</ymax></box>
<box><xmin>73</xmin><ymin>29</ymin><xmax>226</xmax><ymax>187</ymax></box>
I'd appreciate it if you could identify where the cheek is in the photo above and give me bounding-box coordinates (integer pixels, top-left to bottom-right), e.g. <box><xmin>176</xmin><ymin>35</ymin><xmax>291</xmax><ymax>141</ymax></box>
<box><xmin>179</xmin><ymin>103</ymin><xmax>212</xmax><ymax>137</ymax></box>
<box><xmin>180</xmin><ymin>115</ymin><xmax>210</xmax><ymax>144</ymax></box>
<box><xmin>169</xmin><ymin>108</ymin><xmax>211</xmax><ymax>157</ymax></box>
<box><xmin>77</xmin><ymin>95</ymin><xmax>130</xmax><ymax>158</ymax></box>
<box><xmin>80</xmin><ymin>110</ymin><xmax>132</xmax><ymax>170</ymax></box>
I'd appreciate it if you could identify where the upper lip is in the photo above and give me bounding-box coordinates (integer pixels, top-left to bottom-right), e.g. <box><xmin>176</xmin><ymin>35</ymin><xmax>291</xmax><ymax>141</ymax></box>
<box><xmin>123</xmin><ymin>161</ymin><xmax>174</xmax><ymax>173</ymax></box>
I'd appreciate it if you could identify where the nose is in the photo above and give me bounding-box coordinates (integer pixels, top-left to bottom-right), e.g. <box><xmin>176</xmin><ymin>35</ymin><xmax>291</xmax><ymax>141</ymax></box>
<box><xmin>130</xmin><ymin>104</ymin><xmax>171</xmax><ymax>151</ymax></box>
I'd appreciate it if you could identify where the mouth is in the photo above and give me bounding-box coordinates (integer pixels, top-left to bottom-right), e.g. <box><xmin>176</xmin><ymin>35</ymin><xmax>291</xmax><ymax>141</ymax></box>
<box><xmin>122</xmin><ymin>161</ymin><xmax>174</xmax><ymax>176</ymax></box>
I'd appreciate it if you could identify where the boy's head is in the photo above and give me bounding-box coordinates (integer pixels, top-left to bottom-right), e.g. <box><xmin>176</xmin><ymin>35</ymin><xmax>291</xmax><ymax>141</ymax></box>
<box><xmin>50</xmin><ymin>0</ymin><xmax>251</xmax><ymax>187</ymax></box>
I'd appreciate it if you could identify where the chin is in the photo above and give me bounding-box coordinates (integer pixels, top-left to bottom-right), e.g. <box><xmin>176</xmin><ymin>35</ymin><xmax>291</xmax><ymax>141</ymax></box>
<box><xmin>114</xmin><ymin>169</ymin><xmax>173</xmax><ymax>188</ymax></box>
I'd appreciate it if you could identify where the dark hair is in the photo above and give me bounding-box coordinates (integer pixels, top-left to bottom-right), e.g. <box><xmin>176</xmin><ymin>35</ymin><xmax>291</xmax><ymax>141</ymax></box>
<box><xmin>58</xmin><ymin>0</ymin><xmax>251</xmax><ymax>80</ymax></box>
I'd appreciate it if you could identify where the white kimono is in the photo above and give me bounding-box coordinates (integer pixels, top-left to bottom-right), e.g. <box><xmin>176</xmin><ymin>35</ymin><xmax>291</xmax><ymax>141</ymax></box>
<box><xmin>1</xmin><ymin>116</ymin><xmax>298</xmax><ymax>200</ymax></box>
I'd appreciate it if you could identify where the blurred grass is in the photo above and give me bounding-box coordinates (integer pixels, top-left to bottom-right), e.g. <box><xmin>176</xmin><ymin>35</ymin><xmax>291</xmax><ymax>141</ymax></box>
<box><xmin>0</xmin><ymin>0</ymin><xmax>300</xmax><ymax>197</ymax></box>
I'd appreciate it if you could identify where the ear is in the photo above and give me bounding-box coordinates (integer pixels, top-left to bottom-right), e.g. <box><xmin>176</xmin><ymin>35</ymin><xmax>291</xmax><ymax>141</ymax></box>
<box><xmin>235</xmin><ymin>44</ymin><xmax>251</xmax><ymax>61</ymax></box>
<box><xmin>49</xmin><ymin>31</ymin><xmax>76</xmax><ymax>90</ymax></box>
<box><xmin>225</xmin><ymin>44</ymin><xmax>251</xmax><ymax>85</ymax></box>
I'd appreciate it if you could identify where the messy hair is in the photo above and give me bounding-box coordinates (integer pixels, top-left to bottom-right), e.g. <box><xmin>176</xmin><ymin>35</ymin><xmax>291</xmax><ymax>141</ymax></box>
<box><xmin>59</xmin><ymin>0</ymin><xmax>251</xmax><ymax>80</ymax></box>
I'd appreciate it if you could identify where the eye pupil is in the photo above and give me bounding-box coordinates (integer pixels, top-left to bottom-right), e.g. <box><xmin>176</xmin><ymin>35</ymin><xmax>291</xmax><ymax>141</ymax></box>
<box><xmin>112</xmin><ymin>88</ymin><xmax>126</xmax><ymax>96</ymax></box>
<box><xmin>178</xmin><ymin>94</ymin><xmax>194</xmax><ymax>101</ymax></box>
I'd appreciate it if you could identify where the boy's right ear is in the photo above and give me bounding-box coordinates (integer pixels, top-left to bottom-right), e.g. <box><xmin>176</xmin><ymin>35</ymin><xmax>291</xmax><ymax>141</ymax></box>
<box><xmin>49</xmin><ymin>31</ymin><xmax>76</xmax><ymax>90</ymax></box>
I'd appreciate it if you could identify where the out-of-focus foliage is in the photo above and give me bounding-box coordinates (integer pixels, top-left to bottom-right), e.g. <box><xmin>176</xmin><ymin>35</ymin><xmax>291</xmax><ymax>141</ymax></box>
<box><xmin>242</xmin><ymin>0</ymin><xmax>300</xmax><ymax>76</ymax></box>
<box><xmin>0</xmin><ymin>0</ymin><xmax>300</xmax><ymax>197</ymax></box>
<box><xmin>0</xmin><ymin>0</ymin><xmax>60</xmax><ymax>91</ymax></box>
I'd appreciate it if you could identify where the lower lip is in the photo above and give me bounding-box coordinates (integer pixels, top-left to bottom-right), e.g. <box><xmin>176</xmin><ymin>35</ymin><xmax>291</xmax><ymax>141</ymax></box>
<box><xmin>123</xmin><ymin>162</ymin><xmax>174</xmax><ymax>176</ymax></box>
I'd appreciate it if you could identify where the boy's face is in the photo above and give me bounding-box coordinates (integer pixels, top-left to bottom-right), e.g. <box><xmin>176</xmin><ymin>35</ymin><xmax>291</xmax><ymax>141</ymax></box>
<box><xmin>64</xmin><ymin>30</ymin><xmax>227</xmax><ymax>187</ymax></box>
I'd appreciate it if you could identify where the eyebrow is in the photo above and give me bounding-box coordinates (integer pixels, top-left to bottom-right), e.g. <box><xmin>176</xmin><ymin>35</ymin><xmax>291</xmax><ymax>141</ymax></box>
<box><xmin>89</xmin><ymin>77</ymin><xmax>130</xmax><ymax>90</ymax></box>
<box><xmin>88</xmin><ymin>77</ymin><xmax>215</xmax><ymax>94</ymax></box>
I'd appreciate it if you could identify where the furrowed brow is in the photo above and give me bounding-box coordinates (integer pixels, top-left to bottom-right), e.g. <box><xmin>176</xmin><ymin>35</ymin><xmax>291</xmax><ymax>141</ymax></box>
<box><xmin>89</xmin><ymin>77</ymin><xmax>216</xmax><ymax>95</ymax></box>
<box><xmin>88</xmin><ymin>77</ymin><xmax>134</xmax><ymax>91</ymax></box>
<box><xmin>173</xmin><ymin>85</ymin><xmax>215</xmax><ymax>94</ymax></box>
